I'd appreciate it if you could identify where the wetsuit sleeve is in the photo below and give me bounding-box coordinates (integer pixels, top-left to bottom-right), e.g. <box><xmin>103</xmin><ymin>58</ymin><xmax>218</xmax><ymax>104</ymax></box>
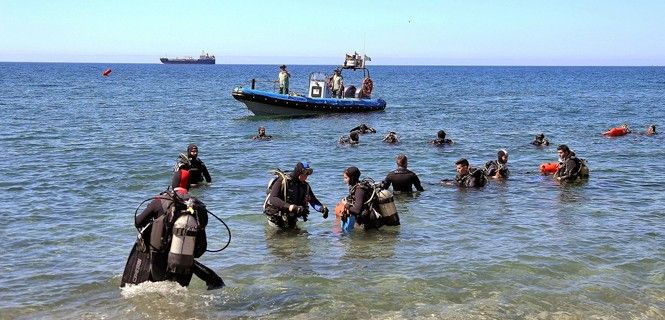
<box><xmin>306</xmin><ymin>186</ymin><xmax>323</xmax><ymax>210</ymax></box>
<box><xmin>348</xmin><ymin>187</ymin><xmax>366</xmax><ymax>216</ymax></box>
<box><xmin>381</xmin><ymin>172</ymin><xmax>393</xmax><ymax>190</ymax></box>
<box><xmin>200</xmin><ymin>162</ymin><xmax>212</xmax><ymax>183</ymax></box>
<box><xmin>267</xmin><ymin>178</ymin><xmax>288</xmax><ymax>210</ymax></box>
<box><xmin>135</xmin><ymin>199</ymin><xmax>161</xmax><ymax>228</ymax></box>
<box><xmin>412</xmin><ymin>173</ymin><xmax>424</xmax><ymax>191</ymax></box>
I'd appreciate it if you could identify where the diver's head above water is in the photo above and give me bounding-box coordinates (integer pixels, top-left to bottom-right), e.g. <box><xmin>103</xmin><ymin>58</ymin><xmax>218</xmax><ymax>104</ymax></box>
<box><xmin>343</xmin><ymin>166</ymin><xmax>361</xmax><ymax>186</ymax></box>
<box><xmin>187</xmin><ymin>144</ymin><xmax>199</xmax><ymax>159</ymax></box>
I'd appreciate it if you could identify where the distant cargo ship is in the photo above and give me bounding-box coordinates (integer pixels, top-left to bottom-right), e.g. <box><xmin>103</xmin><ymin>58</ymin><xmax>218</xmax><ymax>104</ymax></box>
<box><xmin>160</xmin><ymin>51</ymin><xmax>215</xmax><ymax>64</ymax></box>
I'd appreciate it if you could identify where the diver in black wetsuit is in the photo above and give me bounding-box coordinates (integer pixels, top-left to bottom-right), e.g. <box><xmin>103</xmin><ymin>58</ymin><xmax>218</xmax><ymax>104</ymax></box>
<box><xmin>554</xmin><ymin>144</ymin><xmax>589</xmax><ymax>182</ymax></box>
<box><xmin>441</xmin><ymin>158</ymin><xmax>487</xmax><ymax>188</ymax></box>
<box><xmin>339</xmin><ymin>131</ymin><xmax>360</xmax><ymax>145</ymax></box>
<box><xmin>531</xmin><ymin>133</ymin><xmax>550</xmax><ymax>146</ymax></box>
<box><xmin>174</xmin><ymin>144</ymin><xmax>212</xmax><ymax>186</ymax></box>
<box><xmin>252</xmin><ymin>126</ymin><xmax>272</xmax><ymax>140</ymax></box>
<box><xmin>349</xmin><ymin>123</ymin><xmax>376</xmax><ymax>134</ymax></box>
<box><xmin>381</xmin><ymin>154</ymin><xmax>424</xmax><ymax>193</ymax></box>
<box><xmin>263</xmin><ymin>162</ymin><xmax>329</xmax><ymax>229</ymax></box>
<box><xmin>134</xmin><ymin>169</ymin><xmax>223</xmax><ymax>289</ymax></box>
<box><xmin>646</xmin><ymin>124</ymin><xmax>657</xmax><ymax>136</ymax></box>
<box><xmin>484</xmin><ymin>149</ymin><xmax>510</xmax><ymax>179</ymax></box>
<box><xmin>431</xmin><ymin>130</ymin><xmax>453</xmax><ymax>145</ymax></box>
<box><xmin>382</xmin><ymin>131</ymin><xmax>399</xmax><ymax>144</ymax></box>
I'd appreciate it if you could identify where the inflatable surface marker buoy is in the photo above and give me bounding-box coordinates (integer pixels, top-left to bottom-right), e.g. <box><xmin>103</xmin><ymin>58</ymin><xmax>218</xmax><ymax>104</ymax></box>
<box><xmin>539</xmin><ymin>162</ymin><xmax>559</xmax><ymax>175</ymax></box>
<box><xmin>102</xmin><ymin>68</ymin><xmax>112</xmax><ymax>76</ymax></box>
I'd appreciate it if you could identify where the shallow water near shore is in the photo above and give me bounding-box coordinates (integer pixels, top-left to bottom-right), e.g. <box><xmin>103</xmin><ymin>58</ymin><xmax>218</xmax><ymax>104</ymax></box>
<box><xmin>1</xmin><ymin>63</ymin><xmax>664</xmax><ymax>319</ymax></box>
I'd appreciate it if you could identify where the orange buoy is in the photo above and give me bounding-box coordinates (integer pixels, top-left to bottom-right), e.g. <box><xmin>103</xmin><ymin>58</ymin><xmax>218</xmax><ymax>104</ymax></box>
<box><xmin>539</xmin><ymin>162</ymin><xmax>559</xmax><ymax>175</ymax></box>
<box><xmin>102</xmin><ymin>68</ymin><xmax>112</xmax><ymax>76</ymax></box>
<box><xmin>335</xmin><ymin>199</ymin><xmax>346</xmax><ymax>217</ymax></box>
<box><xmin>602</xmin><ymin>127</ymin><xmax>628</xmax><ymax>137</ymax></box>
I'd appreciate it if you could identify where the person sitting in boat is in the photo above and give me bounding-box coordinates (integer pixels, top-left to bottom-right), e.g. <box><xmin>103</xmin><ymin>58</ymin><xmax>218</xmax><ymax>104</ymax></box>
<box><xmin>484</xmin><ymin>149</ymin><xmax>510</xmax><ymax>179</ymax></box>
<box><xmin>331</xmin><ymin>69</ymin><xmax>344</xmax><ymax>99</ymax></box>
<box><xmin>381</xmin><ymin>154</ymin><xmax>424</xmax><ymax>193</ymax></box>
<box><xmin>383</xmin><ymin>131</ymin><xmax>399</xmax><ymax>144</ymax></box>
<box><xmin>531</xmin><ymin>133</ymin><xmax>550</xmax><ymax>146</ymax></box>
<box><xmin>645</xmin><ymin>124</ymin><xmax>657</xmax><ymax>136</ymax></box>
<box><xmin>252</xmin><ymin>126</ymin><xmax>272</xmax><ymax>140</ymax></box>
<box><xmin>350</xmin><ymin>123</ymin><xmax>376</xmax><ymax>134</ymax></box>
<box><xmin>278</xmin><ymin>65</ymin><xmax>290</xmax><ymax>94</ymax></box>
<box><xmin>174</xmin><ymin>144</ymin><xmax>212</xmax><ymax>186</ymax></box>
<box><xmin>431</xmin><ymin>130</ymin><xmax>453</xmax><ymax>145</ymax></box>
<box><xmin>554</xmin><ymin>144</ymin><xmax>589</xmax><ymax>182</ymax></box>
<box><xmin>339</xmin><ymin>131</ymin><xmax>360</xmax><ymax>145</ymax></box>
<box><xmin>441</xmin><ymin>158</ymin><xmax>487</xmax><ymax>188</ymax></box>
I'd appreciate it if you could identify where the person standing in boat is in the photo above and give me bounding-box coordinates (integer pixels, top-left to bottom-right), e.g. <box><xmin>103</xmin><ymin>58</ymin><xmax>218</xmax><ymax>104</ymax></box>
<box><xmin>331</xmin><ymin>69</ymin><xmax>344</xmax><ymax>98</ymax></box>
<box><xmin>278</xmin><ymin>65</ymin><xmax>290</xmax><ymax>94</ymax></box>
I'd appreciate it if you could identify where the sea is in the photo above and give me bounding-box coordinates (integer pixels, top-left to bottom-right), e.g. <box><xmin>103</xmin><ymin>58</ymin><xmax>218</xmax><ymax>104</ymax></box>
<box><xmin>0</xmin><ymin>63</ymin><xmax>663</xmax><ymax>319</ymax></box>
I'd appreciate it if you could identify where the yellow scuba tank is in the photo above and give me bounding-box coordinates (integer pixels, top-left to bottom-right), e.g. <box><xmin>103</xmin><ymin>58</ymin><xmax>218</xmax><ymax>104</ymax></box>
<box><xmin>167</xmin><ymin>200</ymin><xmax>198</xmax><ymax>274</ymax></box>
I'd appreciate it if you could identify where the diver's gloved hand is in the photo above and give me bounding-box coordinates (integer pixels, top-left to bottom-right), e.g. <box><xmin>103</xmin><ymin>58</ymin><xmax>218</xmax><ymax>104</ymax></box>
<box><xmin>289</xmin><ymin>205</ymin><xmax>307</xmax><ymax>216</ymax></box>
<box><xmin>321</xmin><ymin>206</ymin><xmax>329</xmax><ymax>219</ymax></box>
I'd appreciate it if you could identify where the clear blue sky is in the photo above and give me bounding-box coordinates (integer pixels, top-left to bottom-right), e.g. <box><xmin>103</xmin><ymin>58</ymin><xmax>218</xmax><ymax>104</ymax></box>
<box><xmin>1</xmin><ymin>0</ymin><xmax>664</xmax><ymax>65</ymax></box>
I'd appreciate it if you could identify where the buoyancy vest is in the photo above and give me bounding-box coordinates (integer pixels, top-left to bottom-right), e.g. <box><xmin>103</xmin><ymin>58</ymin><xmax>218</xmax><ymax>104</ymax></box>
<box><xmin>456</xmin><ymin>168</ymin><xmax>488</xmax><ymax>187</ymax></box>
<box><xmin>263</xmin><ymin>170</ymin><xmax>311</xmax><ymax>215</ymax></box>
<box><xmin>148</xmin><ymin>191</ymin><xmax>207</xmax><ymax>274</ymax></box>
<box><xmin>346</xmin><ymin>179</ymin><xmax>398</xmax><ymax>227</ymax></box>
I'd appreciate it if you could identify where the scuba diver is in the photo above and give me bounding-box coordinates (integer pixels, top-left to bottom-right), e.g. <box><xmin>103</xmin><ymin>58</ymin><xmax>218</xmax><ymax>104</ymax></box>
<box><xmin>645</xmin><ymin>124</ymin><xmax>657</xmax><ymax>136</ymax></box>
<box><xmin>554</xmin><ymin>144</ymin><xmax>589</xmax><ymax>182</ymax></box>
<box><xmin>339</xmin><ymin>131</ymin><xmax>360</xmax><ymax>145</ymax></box>
<box><xmin>441</xmin><ymin>158</ymin><xmax>487</xmax><ymax>188</ymax></box>
<box><xmin>128</xmin><ymin>169</ymin><xmax>224</xmax><ymax>289</ymax></box>
<box><xmin>531</xmin><ymin>133</ymin><xmax>550</xmax><ymax>146</ymax></box>
<box><xmin>381</xmin><ymin>154</ymin><xmax>424</xmax><ymax>193</ymax></box>
<box><xmin>349</xmin><ymin>123</ymin><xmax>376</xmax><ymax>134</ymax></box>
<box><xmin>431</xmin><ymin>130</ymin><xmax>454</xmax><ymax>145</ymax></box>
<box><xmin>174</xmin><ymin>144</ymin><xmax>212</xmax><ymax>186</ymax></box>
<box><xmin>252</xmin><ymin>126</ymin><xmax>272</xmax><ymax>140</ymax></box>
<box><xmin>382</xmin><ymin>131</ymin><xmax>399</xmax><ymax>144</ymax></box>
<box><xmin>263</xmin><ymin>162</ymin><xmax>329</xmax><ymax>229</ymax></box>
<box><xmin>339</xmin><ymin>166</ymin><xmax>398</xmax><ymax>230</ymax></box>
<box><xmin>484</xmin><ymin>149</ymin><xmax>510</xmax><ymax>179</ymax></box>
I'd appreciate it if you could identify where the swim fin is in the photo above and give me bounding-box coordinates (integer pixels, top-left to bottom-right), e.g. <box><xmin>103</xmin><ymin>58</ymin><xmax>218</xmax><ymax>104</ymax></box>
<box><xmin>120</xmin><ymin>227</ymin><xmax>152</xmax><ymax>287</ymax></box>
<box><xmin>192</xmin><ymin>260</ymin><xmax>225</xmax><ymax>290</ymax></box>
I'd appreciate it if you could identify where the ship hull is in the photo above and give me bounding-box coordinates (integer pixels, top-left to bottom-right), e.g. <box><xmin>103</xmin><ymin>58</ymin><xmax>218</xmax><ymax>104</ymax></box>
<box><xmin>160</xmin><ymin>58</ymin><xmax>215</xmax><ymax>64</ymax></box>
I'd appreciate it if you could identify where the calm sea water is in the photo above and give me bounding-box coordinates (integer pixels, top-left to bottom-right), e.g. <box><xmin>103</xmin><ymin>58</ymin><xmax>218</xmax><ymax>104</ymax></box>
<box><xmin>0</xmin><ymin>63</ymin><xmax>663</xmax><ymax>319</ymax></box>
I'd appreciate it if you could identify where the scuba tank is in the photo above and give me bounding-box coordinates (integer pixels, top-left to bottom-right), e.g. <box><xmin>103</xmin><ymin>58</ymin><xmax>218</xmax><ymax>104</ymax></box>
<box><xmin>375</xmin><ymin>189</ymin><xmax>397</xmax><ymax>218</ymax></box>
<box><xmin>167</xmin><ymin>199</ymin><xmax>199</xmax><ymax>274</ymax></box>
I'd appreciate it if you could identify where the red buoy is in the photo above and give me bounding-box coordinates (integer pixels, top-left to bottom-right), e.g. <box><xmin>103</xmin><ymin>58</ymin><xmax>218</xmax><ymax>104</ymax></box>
<box><xmin>602</xmin><ymin>127</ymin><xmax>629</xmax><ymax>137</ymax></box>
<box><xmin>539</xmin><ymin>162</ymin><xmax>559</xmax><ymax>175</ymax></box>
<box><xmin>102</xmin><ymin>68</ymin><xmax>112</xmax><ymax>76</ymax></box>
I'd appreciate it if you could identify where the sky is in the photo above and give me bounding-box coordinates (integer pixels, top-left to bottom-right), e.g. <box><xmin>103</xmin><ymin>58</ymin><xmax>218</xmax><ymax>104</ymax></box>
<box><xmin>1</xmin><ymin>0</ymin><xmax>664</xmax><ymax>65</ymax></box>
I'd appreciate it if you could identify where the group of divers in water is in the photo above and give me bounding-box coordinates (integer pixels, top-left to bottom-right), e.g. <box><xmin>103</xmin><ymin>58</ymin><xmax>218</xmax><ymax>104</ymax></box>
<box><xmin>122</xmin><ymin>122</ymin><xmax>657</xmax><ymax>290</ymax></box>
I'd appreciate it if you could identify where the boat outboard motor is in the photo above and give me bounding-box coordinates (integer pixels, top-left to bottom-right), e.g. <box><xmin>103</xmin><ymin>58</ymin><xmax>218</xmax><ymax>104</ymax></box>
<box><xmin>167</xmin><ymin>199</ymin><xmax>199</xmax><ymax>274</ymax></box>
<box><xmin>344</xmin><ymin>85</ymin><xmax>356</xmax><ymax>98</ymax></box>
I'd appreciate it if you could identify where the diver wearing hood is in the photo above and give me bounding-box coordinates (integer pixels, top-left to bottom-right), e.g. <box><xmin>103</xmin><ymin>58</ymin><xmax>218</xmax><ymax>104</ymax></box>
<box><xmin>174</xmin><ymin>144</ymin><xmax>212</xmax><ymax>186</ymax></box>
<box><xmin>484</xmin><ymin>149</ymin><xmax>510</xmax><ymax>179</ymax></box>
<box><xmin>264</xmin><ymin>162</ymin><xmax>329</xmax><ymax>229</ymax></box>
<box><xmin>132</xmin><ymin>169</ymin><xmax>224</xmax><ymax>289</ymax></box>
<box><xmin>532</xmin><ymin>133</ymin><xmax>550</xmax><ymax>146</ymax></box>
<box><xmin>341</xmin><ymin>166</ymin><xmax>384</xmax><ymax>230</ymax></box>
<box><xmin>382</xmin><ymin>131</ymin><xmax>399</xmax><ymax>144</ymax></box>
